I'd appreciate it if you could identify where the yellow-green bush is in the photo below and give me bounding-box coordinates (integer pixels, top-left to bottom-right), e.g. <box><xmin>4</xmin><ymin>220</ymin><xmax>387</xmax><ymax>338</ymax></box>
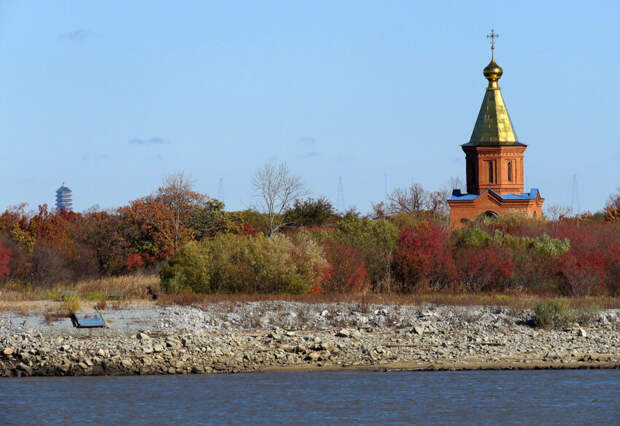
<box><xmin>159</xmin><ymin>242</ymin><xmax>213</xmax><ymax>293</ymax></box>
<box><xmin>160</xmin><ymin>232</ymin><xmax>327</xmax><ymax>294</ymax></box>
<box><xmin>61</xmin><ymin>295</ymin><xmax>81</xmax><ymax>316</ymax></box>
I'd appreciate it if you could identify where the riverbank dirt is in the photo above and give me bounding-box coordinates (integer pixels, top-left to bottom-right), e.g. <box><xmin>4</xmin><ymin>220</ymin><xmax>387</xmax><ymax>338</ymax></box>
<box><xmin>1</xmin><ymin>302</ymin><xmax>618</xmax><ymax>376</ymax></box>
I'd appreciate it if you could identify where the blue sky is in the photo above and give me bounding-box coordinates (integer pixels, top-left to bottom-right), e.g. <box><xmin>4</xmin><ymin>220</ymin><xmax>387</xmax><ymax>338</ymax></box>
<box><xmin>0</xmin><ymin>1</ymin><xmax>618</xmax><ymax>214</ymax></box>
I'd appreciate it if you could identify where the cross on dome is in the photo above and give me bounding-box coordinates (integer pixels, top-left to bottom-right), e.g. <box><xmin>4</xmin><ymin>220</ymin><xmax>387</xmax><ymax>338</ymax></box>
<box><xmin>486</xmin><ymin>29</ymin><xmax>499</xmax><ymax>59</ymax></box>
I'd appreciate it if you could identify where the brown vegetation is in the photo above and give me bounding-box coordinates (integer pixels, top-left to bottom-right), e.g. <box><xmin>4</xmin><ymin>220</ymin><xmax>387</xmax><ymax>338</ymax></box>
<box><xmin>157</xmin><ymin>291</ymin><xmax>619</xmax><ymax>311</ymax></box>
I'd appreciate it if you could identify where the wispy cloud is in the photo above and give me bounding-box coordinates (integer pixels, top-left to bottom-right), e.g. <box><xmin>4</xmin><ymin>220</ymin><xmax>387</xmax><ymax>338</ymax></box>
<box><xmin>129</xmin><ymin>137</ymin><xmax>168</xmax><ymax>146</ymax></box>
<box><xmin>59</xmin><ymin>29</ymin><xmax>90</xmax><ymax>42</ymax></box>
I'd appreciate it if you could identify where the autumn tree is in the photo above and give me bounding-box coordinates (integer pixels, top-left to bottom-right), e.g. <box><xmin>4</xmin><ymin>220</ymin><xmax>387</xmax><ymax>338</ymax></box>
<box><xmin>604</xmin><ymin>188</ymin><xmax>620</xmax><ymax>221</ymax></box>
<box><xmin>75</xmin><ymin>210</ymin><xmax>130</xmax><ymax>275</ymax></box>
<box><xmin>155</xmin><ymin>173</ymin><xmax>206</xmax><ymax>250</ymax></box>
<box><xmin>252</xmin><ymin>163</ymin><xmax>309</xmax><ymax>236</ymax></box>
<box><xmin>119</xmin><ymin>197</ymin><xmax>177</xmax><ymax>262</ymax></box>
<box><xmin>188</xmin><ymin>199</ymin><xmax>244</xmax><ymax>240</ymax></box>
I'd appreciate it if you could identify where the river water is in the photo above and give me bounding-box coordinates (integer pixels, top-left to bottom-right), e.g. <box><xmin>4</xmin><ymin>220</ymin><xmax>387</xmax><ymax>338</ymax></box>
<box><xmin>1</xmin><ymin>370</ymin><xmax>618</xmax><ymax>425</ymax></box>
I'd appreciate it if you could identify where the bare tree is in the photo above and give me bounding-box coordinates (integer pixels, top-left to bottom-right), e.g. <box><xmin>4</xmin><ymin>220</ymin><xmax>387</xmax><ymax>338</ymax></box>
<box><xmin>545</xmin><ymin>204</ymin><xmax>572</xmax><ymax>221</ymax></box>
<box><xmin>386</xmin><ymin>183</ymin><xmax>428</xmax><ymax>215</ymax></box>
<box><xmin>427</xmin><ymin>190</ymin><xmax>449</xmax><ymax>216</ymax></box>
<box><xmin>449</xmin><ymin>176</ymin><xmax>464</xmax><ymax>190</ymax></box>
<box><xmin>252</xmin><ymin>162</ymin><xmax>309</xmax><ymax>236</ymax></box>
<box><xmin>380</xmin><ymin>183</ymin><xmax>449</xmax><ymax>219</ymax></box>
<box><xmin>370</xmin><ymin>201</ymin><xmax>388</xmax><ymax>219</ymax></box>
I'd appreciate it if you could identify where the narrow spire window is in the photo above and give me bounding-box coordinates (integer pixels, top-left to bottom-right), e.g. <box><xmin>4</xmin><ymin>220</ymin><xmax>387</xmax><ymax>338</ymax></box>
<box><xmin>507</xmin><ymin>162</ymin><xmax>513</xmax><ymax>182</ymax></box>
<box><xmin>488</xmin><ymin>161</ymin><xmax>494</xmax><ymax>183</ymax></box>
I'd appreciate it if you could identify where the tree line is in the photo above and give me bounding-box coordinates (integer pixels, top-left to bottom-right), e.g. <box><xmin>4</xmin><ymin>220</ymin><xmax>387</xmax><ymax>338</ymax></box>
<box><xmin>0</xmin><ymin>165</ymin><xmax>618</xmax><ymax>297</ymax></box>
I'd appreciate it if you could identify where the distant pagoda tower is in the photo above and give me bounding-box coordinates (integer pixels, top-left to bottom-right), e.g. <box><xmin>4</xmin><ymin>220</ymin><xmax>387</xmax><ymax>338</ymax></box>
<box><xmin>447</xmin><ymin>30</ymin><xmax>544</xmax><ymax>229</ymax></box>
<box><xmin>55</xmin><ymin>183</ymin><xmax>73</xmax><ymax>212</ymax></box>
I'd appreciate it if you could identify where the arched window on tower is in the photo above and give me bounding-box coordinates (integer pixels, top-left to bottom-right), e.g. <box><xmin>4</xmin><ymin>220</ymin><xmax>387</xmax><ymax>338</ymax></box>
<box><xmin>488</xmin><ymin>161</ymin><xmax>494</xmax><ymax>183</ymax></box>
<box><xmin>507</xmin><ymin>161</ymin><xmax>513</xmax><ymax>182</ymax></box>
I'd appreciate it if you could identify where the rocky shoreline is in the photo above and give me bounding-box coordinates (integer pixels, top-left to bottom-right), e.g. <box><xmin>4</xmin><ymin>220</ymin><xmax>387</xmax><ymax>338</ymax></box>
<box><xmin>1</xmin><ymin>303</ymin><xmax>618</xmax><ymax>377</ymax></box>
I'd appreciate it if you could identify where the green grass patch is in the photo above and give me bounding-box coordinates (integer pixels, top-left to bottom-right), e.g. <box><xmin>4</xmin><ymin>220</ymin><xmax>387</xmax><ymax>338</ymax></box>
<box><xmin>45</xmin><ymin>290</ymin><xmax>61</xmax><ymax>300</ymax></box>
<box><xmin>83</xmin><ymin>291</ymin><xmax>108</xmax><ymax>301</ymax></box>
<box><xmin>533</xmin><ymin>299</ymin><xmax>600</xmax><ymax>329</ymax></box>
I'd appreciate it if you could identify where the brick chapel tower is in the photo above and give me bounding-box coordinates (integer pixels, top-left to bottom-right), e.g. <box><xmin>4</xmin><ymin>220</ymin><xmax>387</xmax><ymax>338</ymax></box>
<box><xmin>448</xmin><ymin>31</ymin><xmax>544</xmax><ymax>229</ymax></box>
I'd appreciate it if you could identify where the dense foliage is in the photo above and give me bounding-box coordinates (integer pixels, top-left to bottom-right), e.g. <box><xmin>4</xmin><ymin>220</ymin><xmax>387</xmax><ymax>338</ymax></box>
<box><xmin>0</xmin><ymin>182</ymin><xmax>618</xmax><ymax>297</ymax></box>
<box><xmin>160</xmin><ymin>233</ymin><xmax>326</xmax><ymax>294</ymax></box>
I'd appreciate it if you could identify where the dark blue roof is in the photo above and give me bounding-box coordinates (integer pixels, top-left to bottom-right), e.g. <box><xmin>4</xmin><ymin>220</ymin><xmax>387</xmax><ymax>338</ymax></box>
<box><xmin>449</xmin><ymin>188</ymin><xmax>541</xmax><ymax>201</ymax></box>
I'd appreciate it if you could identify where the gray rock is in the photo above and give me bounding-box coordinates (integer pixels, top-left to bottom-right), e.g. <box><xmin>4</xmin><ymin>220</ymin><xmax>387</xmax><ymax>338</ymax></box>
<box><xmin>16</xmin><ymin>362</ymin><xmax>32</xmax><ymax>375</ymax></box>
<box><xmin>350</xmin><ymin>329</ymin><xmax>362</xmax><ymax>339</ymax></box>
<box><xmin>336</xmin><ymin>329</ymin><xmax>351</xmax><ymax>338</ymax></box>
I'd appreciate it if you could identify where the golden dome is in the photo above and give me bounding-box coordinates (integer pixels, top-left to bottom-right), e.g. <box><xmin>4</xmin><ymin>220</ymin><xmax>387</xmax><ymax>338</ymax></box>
<box><xmin>483</xmin><ymin>59</ymin><xmax>503</xmax><ymax>82</ymax></box>
<box><xmin>468</xmin><ymin>56</ymin><xmax>518</xmax><ymax>145</ymax></box>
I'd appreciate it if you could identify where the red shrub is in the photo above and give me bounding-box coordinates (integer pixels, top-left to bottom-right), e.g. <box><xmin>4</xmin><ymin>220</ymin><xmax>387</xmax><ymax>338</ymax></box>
<box><xmin>0</xmin><ymin>241</ymin><xmax>12</xmax><ymax>280</ymax></box>
<box><xmin>554</xmin><ymin>252</ymin><xmax>607</xmax><ymax>296</ymax></box>
<box><xmin>0</xmin><ymin>237</ymin><xmax>28</xmax><ymax>280</ymax></box>
<box><xmin>125</xmin><ymin>253</ymin><xmax>144</xmax><ymax>272</ymax></box>
<box><xmin>392</xmin><ymin>223</ymin><xmax>456</xmax><ymax>292</ymax></box>
<box><xmin>319</xmin><ymin>241</ymin><xmax>368</xmax><ymax>293</ymax></box>
<box><xmin>547</xmin><ymin>220</ymin><xmax>617</xmax><ymax>296</ymax></box>
<box><xmin>240</xmin><ymin>223</ymin><xmax>259</xmax><ymax>236</ymax></box>
<box><xmin>604</xmin><ymin>244</ymin><xmax>620</xmax><ymax>296</ymax></box>
<box><xmin>454</xmin><ymin>245</ymin><xmax>514</xmax><ymax>292</ymax></box>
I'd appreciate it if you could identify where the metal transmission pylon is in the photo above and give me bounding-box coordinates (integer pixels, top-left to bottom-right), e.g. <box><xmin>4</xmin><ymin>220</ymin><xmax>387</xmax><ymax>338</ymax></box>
<box><xmin>570</xmin><ymin>174</ymin><xmax>581</xmax><ymax>214</ymax></box>
<box><xmin>217</xmin><ymin>177</ymin><xmax>225</xmax><ymax>204</ymax></box>
<box><xmin>336</xmin><ymin>176</ymin><xmax>345</xmax><ymax>212</ymax></box>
